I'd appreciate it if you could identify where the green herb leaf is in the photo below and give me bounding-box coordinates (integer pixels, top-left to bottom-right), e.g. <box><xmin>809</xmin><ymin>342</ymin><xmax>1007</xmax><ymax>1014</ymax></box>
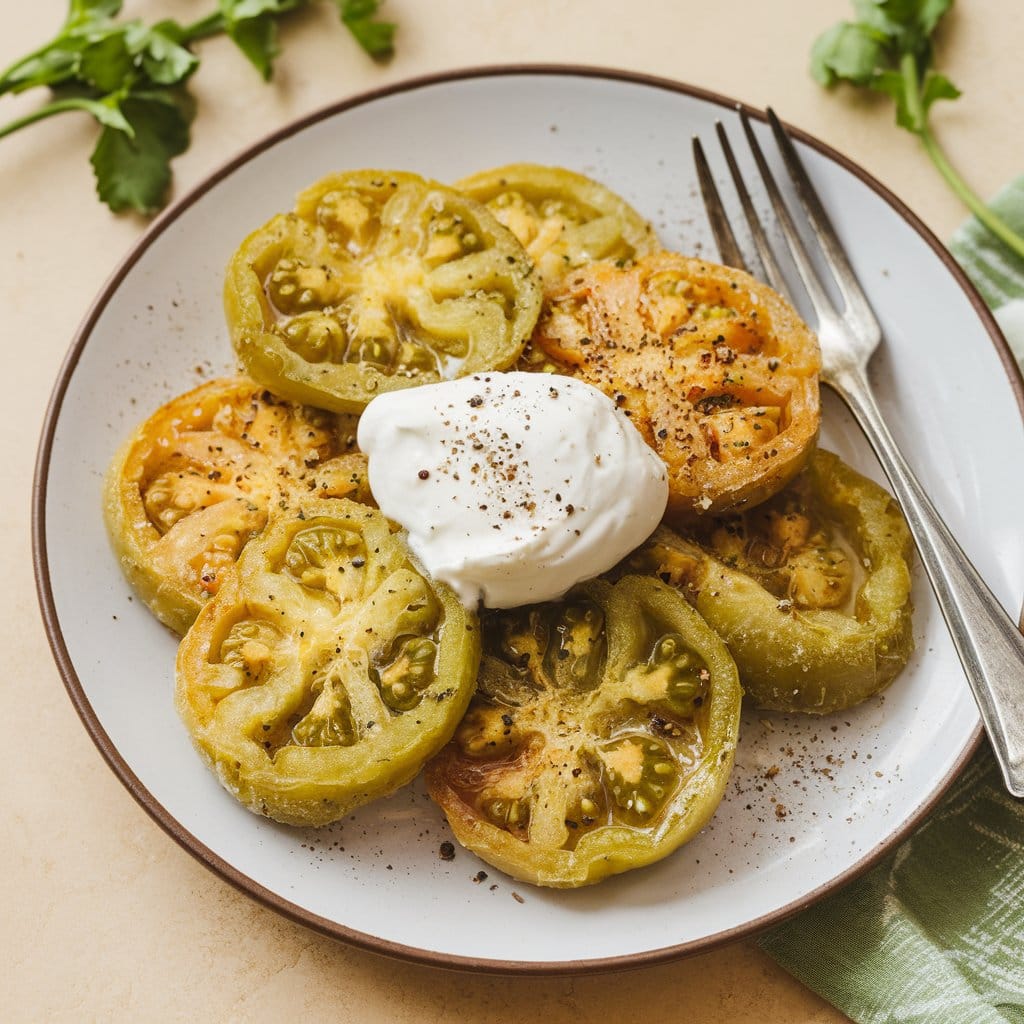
<box><xmin>77</xmin><ymin>32</ymin><xmax>133</xmax><ymax>91</ymax></box>
<box><xmin>920</xmin><ymin>70</ymin><xmax>960</xmax><ymax>112</ymax></box>
<box><xmin>217</xmin><ymin>0</ymin><xmax>305</xmax><ymax>79</ymax></box>
<box><xmin>65</xmin><ymin>0</ymin><xmax>123</xmax><ymax>30</ymax></box>
<box><xmin>0</xmin><ymin>46</ymin><xmax>84</xmax><ymax>95</ymax></box>
<box><xmin>811</xmin><ymin>0</ymin><xmax>1024</xmax><ymax>261</ymax></box>
<box><xmin>52</xmin><ymin>92</ymin><xmax>134</xmax><ymax>134</ymax></box>
<box><xmin>915</xmin><ymin>0</ymin><xmax>955</xmax><ymax>35</ymax></box>
<box><xmin>227</xmin><ymin>15</ymin><xmax>280</xmax><ymax>79</ymax></box>
<box><xmin>876</xmin><ymin>0</ymin><xmax>922</xmax><ymax>26</ymax></box>
<box><xmin>810</xmin><ymin>22</ymin><xmax>883</xmax><ymax>86</ymax></box>
<box><xmin>336</xmin><ymin>0</ymin><xmax>395</xmax><ymax>59</ymax></box>
<box><xmin>850</xmin><ymin>0</ymin><xmax>897</xmax><ymax>34</ymax></box>
<box><xmin>90</xmin><ymin>90</ymin><xmax>195</xmax><ymax>213</ymax></box>
<box><xmin>219</xmin><ymin>0</ymin><xmax>304</xmax><ymax>15</ymax></box>
<box><xmin>0</xmin><ymin>0</ymin><xmax>125</xmax><ymax>94</ymax></box>
<box><xmin>126</xmin><ymin>20</ymin><xmax>200</xmax><ymax>85</ymax></box>
<box><xmin>1</xmin><ymin>0</ymin><xmax>397</xmax><ymax>215</ymax></box>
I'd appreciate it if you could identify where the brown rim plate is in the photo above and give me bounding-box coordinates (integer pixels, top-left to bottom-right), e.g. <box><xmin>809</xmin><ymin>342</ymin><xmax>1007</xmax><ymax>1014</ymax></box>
<box><xmin>32</xmin><ymin>66</ymin><xmax>1024</xmax><ymax>974</ymax></box>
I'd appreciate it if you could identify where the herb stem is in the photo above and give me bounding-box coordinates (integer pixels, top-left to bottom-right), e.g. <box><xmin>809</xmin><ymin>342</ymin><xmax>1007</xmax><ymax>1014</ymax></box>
<box><xmin>0</xmin><ymin>43</ymin><xmax>63</xmax><ymax>97</ymax></box>
<box><xmin>899</xmin><ymin>52</ymin><xmax>925</xmax><ymax>130</ymax></box>
<box><xmin>181</xmin><ymin>12</ymin><xmax>226</xmax><ymax>43</ymax></box>
<box><xmin>918</xmin><ymin>126</ymin><xmax>1024</xmax><ymax>260</ymax></box>
<box><xmin>901</xmin><ymin>46</ymin><xmax>1024</xmax><ymax>259</ymax></box>
<box><xmin>0</xmin><ymin>96</ymin><xmax>87</xmax><ymax>140</ymax></box>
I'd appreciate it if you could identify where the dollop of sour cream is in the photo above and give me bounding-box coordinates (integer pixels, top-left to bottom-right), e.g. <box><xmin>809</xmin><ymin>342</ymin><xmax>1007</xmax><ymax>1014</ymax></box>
<box><xmin>357</xmin><ymin>371</ymin><xmax>668</xmax><ymax>609</ymax></box>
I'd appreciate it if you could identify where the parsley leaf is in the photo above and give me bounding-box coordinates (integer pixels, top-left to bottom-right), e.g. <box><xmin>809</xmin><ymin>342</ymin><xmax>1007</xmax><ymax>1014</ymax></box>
<box><xmin>1</xmin><ymin>0</ymin><xmax>396</xmax><ymax>213</ymax></box>
<box><xmin>811</xmin><ymin>0</ymin><xmax>1024</xmax><ymax>259</ymax></box>
<box><xmin>66</xmin><ymin>0</ymin><xmax>123</xmax><ymax>25</ymax></box>
<box><xmin>126</xmin><ymin>21</ymin><xmax>200</xmax><ymax>86</ymax></box>
<box><xmin>810</xmin><ymin>22</ymin><xmax>883</xmax><ymax>86</ymax></box>
<box><xmin>217</xmin><ymin>0</ymin><xmax>305</xmax><ymax>80</ymax></box>
<box><xmin>77</xmin><ymin>32</ymin><xmax>134</xmax><ymax>92</ymax></box>
<box><xmin>336</xmin><ymin>0</ymin><xmax>396</xmax><ymax>60</ymax></box>
<box><xmin>90</xmin><ymin>90</ymin><xmax>195</xmax><ymax>213</ymax></box>
<box><xmin>226</xmin><ymin>16</ymin><xmax>280</xmax><ymax>80</ymax></box>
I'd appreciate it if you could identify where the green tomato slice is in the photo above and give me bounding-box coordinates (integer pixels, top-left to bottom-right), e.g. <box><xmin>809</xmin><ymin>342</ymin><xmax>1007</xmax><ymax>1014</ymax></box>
<box><xmin>524</xmin><ymin>253</ymin><xmax>821</xmax><ymax>521</ymax></box>
<box><xmin>426</xmin><ymin>576</ymin><xmax>740</xmax><ymax>887</ymax></box>
<box><xmin>622</xmin><ymin>449</ymin><xmax>915</xmax><ymax>714</ymax></box>
<box><xmin>176</xmin><ymin>499</ymin><xmax>481</xmax><ymax>826</ymax></box>
<box><xmin>455</xmin><ymin>163</ymin><xmax>659</xmax><ymax>291</ymax></box>
<box><xmin>103</xmin><ymin>376</ymin><xmax>369</xmax><ymax>635</ymax></box>
<box><xmin>225</xmin><ymin>169</ymin><xmax>542</xmax><ymax>413</ymax></box>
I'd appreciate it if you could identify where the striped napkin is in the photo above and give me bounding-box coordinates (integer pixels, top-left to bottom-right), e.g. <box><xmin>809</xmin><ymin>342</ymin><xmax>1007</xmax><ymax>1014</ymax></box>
<box><xmin>759</xmin><ymin>177</ymin><xmax>1024</xmax><ymax>1024</ymax></box>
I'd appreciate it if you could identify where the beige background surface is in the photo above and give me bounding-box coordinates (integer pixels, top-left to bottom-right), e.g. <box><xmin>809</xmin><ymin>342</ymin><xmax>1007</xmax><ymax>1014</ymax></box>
<box><xmin>3</xmin><ymin>1</ymin><xmax>1020</xmax><ymax>1021</ymax></box>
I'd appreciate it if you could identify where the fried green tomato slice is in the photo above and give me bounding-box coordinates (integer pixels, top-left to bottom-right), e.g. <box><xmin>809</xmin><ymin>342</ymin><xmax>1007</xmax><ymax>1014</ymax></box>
<box><xmin>225</xmin><ymin>169</ymin><xmax>542</xmax><ymax>413</ymax></box>
<box><xmin>455</xmin><ymin>163</ymin><xmax>659</xmax><ymax>291</ymax></box>
<box><xmin>524</xmin><ymin>252</ymin><xmax>821</xmax><ymax>521</ymax></box>
<box><xmin>425</xmin><ymin>576</ymin><xmax>740</xmax><ymax>887</ymax></box>
<box><xmin>621</xmin><ymin>450</ymin><xmax>914</xmax><ymax>714</ymax></box>
<box><xmin>104</xmin><ymin>376</ymin><xmax>371</xmax><ymax>635</ymax></box>
<box><xmin>176</xmin><ymin>499</ymin><xmax>481</xmax><ymax>826</ymax></box>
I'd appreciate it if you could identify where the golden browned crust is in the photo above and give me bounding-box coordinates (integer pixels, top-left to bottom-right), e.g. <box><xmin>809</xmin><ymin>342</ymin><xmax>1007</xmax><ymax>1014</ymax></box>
<box><xmin>525</xmin><ymin>252</ymin><xmax>821</xmax><ymax>521</ymax></box>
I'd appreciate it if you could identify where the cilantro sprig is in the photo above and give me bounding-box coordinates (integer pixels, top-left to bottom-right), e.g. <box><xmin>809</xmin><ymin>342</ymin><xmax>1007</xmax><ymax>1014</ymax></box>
<box><xmin>811</xmin><ymin>0</ymin><xmax>1024</xmax><ymax>260</ymax></box>
<box><xmin>0</xmin><ymin>0</ymin><xmax>395</xmax><ymax>214</ymax></box>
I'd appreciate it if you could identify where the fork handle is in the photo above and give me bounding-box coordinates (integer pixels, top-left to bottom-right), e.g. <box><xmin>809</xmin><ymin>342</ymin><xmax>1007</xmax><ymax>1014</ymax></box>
<box><xmin>829</xmin><ymin>365</ymin><xmax>1024</xmax><ymax>797</ymax></box>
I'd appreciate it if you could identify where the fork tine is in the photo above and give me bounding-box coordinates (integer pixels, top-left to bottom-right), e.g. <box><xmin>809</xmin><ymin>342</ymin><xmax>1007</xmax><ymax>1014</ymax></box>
<box><xmin>765</xmin><ymin>108</ymin><xmax>878</xmax><ymax>332</ymax></box>
<box><xmin>736</xmin><ymin>108</ymin><xmax>839</xmax><ymax>326</ymax></box>
<box><xmin>692</xmin><ymin>136</ymin><xmax>748</xmax><ymax>272</ymax></box>
<box><xmin>713</xmin><ymin>120</ymin><xmax>794</xmax><ymax>304</ymax></box>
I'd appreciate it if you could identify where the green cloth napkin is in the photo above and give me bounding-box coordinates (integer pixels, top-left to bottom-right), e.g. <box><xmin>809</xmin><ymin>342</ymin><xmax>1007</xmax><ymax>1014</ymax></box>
<box><xmin>759</xmin><ymin>177</ymin><xmax>1024</xmax><ymax>1024</ymax></box>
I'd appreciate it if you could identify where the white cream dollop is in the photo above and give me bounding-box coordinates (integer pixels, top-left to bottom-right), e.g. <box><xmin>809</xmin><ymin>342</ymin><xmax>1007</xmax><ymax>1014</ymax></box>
<box><xmin>357</xmin><ymin>371</ymin><xmax>668</xmax><ymax>609</ymax></box>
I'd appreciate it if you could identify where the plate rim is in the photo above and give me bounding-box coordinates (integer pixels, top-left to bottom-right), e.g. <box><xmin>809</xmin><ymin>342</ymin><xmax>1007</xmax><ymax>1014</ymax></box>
<box><xmin>32</xmin><ymin>63</ymin><xmax>1023</xmax><ymax>976</ymax></box>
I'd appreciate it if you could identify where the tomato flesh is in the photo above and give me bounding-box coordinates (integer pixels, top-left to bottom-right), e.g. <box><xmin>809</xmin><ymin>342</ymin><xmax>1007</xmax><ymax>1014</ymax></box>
<box><xmin>426</xmin><ymin>576</ymin><xmax>740</xmax><ymax>887</ymax></box>
<box><xmin>176</xmin><ymin>499</ymin><xmax>481</xmax><ymax>826</ymax></box>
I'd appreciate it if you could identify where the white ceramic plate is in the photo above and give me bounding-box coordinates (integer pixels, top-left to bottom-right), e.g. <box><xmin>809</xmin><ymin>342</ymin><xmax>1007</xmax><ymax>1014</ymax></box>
<box><xmin>36</xmin><ymin>68</ymin><xmax>1024</xmax><ymax>973</ymax></box>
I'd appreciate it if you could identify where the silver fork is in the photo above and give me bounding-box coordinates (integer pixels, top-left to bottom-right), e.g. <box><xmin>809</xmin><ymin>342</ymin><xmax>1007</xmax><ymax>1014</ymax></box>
<box><xmin>693</xmin><ymin>107</ymin><xmax>1024</xmax><ymax>797</ymax></box>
